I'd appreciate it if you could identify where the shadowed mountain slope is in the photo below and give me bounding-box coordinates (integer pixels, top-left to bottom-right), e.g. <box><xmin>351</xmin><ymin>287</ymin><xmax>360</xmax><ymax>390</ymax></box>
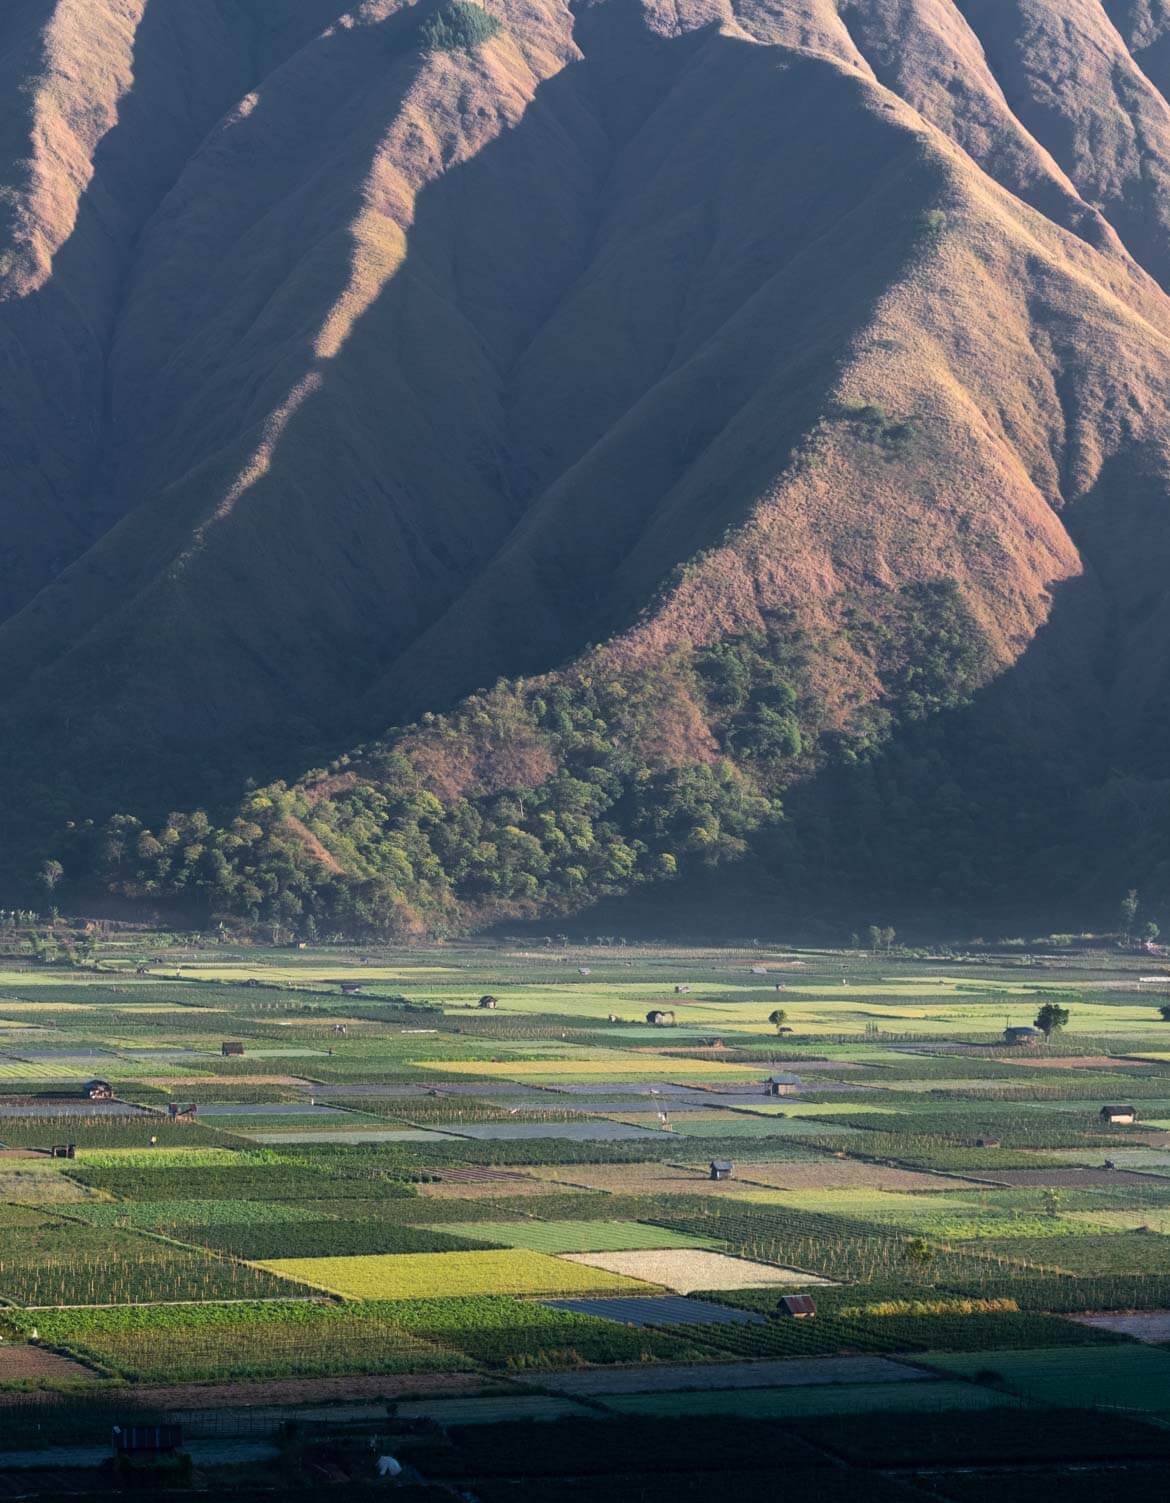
<box><xmin>5</xmin><ymin>0</ymin><xmax>1170</xmax><ymax>932</ymax></box>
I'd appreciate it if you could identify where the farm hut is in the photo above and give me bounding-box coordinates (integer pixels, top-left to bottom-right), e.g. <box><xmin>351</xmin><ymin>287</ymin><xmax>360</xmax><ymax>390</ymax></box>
<box><xmin>674</xmin><ymin>984</ymin><xmax>691</xmax><ymax>994</ymax></box>
<box><xmin>112</xmin><ymin>1423</ymin><xmax>183</xmax><ymax>1455</ymax></box>
<box><xmin>1100</xmin><ymin>1104</ymin><xmax>1138</xmax><ymax>1124</ymax></box>
<box><xmin>779</xmin><ymin>1294</ymin><xmax>817</xmax><ymax>1319</ymax></box>
<box><xmin>49</xmin><ymin>1144</ymin><xmax>75</xmax><ymax>1159</ymax></box>
<box><xmin>339</xmin><ymin>981</ymin><xmax>363</xmax><ymax>996</ymax></box>
<box><xmin>975</xmin><ymin>1136</ymin><xmax>1001</xmax><ymax>1148</ymax></box>
<box><xmin>709</xmin><ymin>1159</ymin><xmax>734</xmax><ymax>1181</ymax></box>
<box><xmin>765</xmin><ymin>1073</ymin><xmax>802</xmax><ymax>1097</ymax></box>
<box><xmin>221</xmin><ymin>1041</ymin><xmax>245</xmax><ymax>1057</ymax></box>
<box><xmin>578</xmin><ymin>967</ymin><xmax>592</xmax><ymax>976</ymax></box>
<box><xmin>1003</xmin><ymin>1025</ymin><xmax>1043</xmax><ymax>1046</ymax></box>
<box><xmin>646</xmin><ymin>1009</ymin><xmax>676</xmax><ymax>1026</ymax></box>
<box><xmin>702</xmin><ymin>1037</ymin><xmax>727</xmax><ymax>1049</ymax></box>
<box><xmin>751</xmin><ymin>966</ymin><xmax>768</xmax><ymax>976</ymax></box>
<box><xmin>478</xmin><ymin>995</ymin><xmax>499</xmax><ymax>1010</ymax></box>
<box><xmin>167</xmin><ymin>1103</ymin><xmax>197</xmax><ymax>1120</ymax></box>
<box><xmin>84</xmin><ymin>1079</ymin><xmax>113</xmax><ymax>1101</ymax></box>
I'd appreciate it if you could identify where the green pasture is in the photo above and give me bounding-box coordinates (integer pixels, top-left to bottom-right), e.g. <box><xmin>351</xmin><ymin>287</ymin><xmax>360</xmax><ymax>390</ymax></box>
<box><xmin>427</xmin><ymin>1219</ymin><xmax>724</xmax><ymax>1253</ymax></box>
<box><xmin>923</xmin><ymin>1347</ymin><xmax>1170</xmax><ymax>1412</ymax></box>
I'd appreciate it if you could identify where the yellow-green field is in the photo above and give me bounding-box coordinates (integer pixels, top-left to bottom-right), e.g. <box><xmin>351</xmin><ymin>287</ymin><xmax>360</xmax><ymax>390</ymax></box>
<box><xmin>255</xmin><ymin>1249</ymin><xmax>656</xmax><ymax>1299</ymax></box>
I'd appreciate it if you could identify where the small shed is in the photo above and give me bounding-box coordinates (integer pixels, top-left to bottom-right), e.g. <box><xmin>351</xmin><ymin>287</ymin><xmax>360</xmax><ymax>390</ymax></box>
<box><xmin>221</xmin><ymin>1041</ymin><xmax>245</xmax><ymax>1057</ymax></box>
<box><xmin>1100</xmin><ymin>1104</ymin><xmax>1137</xmax><ymax>1125</ymax></box>
<box><xmin>975</xmin><ymin>1135</ymin><xmax>1001</xmax><ymax>1148</ymax></box>
<box><xmin>1003</xmin><ymin>1025</ymin><xmax>1043</xmax><ymax>1046</ymax></box>
<box><xmin>112</xmin><ymin>1423</ymin><xmax>183</xmax><ymax>1455</ymax></box>
<box><xmin>674</xmin><ymin>984</ymin><xmax>691</xmax><ymax>994</ymax></box>
<box><xmin>779</xmin><ymin>1294</ymin><xmax>817</xmax><ymax>1319</ymax></box>
<box><xmin>339</xmin><ymin>981</ymin><xmax>363</xmax><ymax>996</ymax></box>
<box><xmin>709</xmin><ymin>1159</ymin><xmax>734</xmax><ymax>1181</ymax></box>
<box><xmin>765</xmin><ymin>1073</ymin><xmax>802</xmax><ymax>1097</ymax></box>
<box><xmin>646</xmin><ymin>1009</ymin><xmax>676</xmax><ymax>1026</ymax></box>
<box><xmin>49</xmin><ymin>1144</ymin><xmax>76</xmax><ymax>1159</ymax></box>
<box><xmin>478</xmin><ymin>995</ymin><xmax>499</xmax><ymax>1010</ymax></box>
<box><xmin>84</xmin><ymin>1079</ymin><xmax>113</xmax><ymax>1101</ymax></box>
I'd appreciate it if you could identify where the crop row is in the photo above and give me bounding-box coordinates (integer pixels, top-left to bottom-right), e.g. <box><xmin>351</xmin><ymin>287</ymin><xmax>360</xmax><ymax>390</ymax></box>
<box><xmin>0</xmin><ymin>1224</ymin><xmax>310</xmax><ymax>1307</ymax></box>
<box><xmin>12</xmin><ymin>1295</ymin><xmax>697</xmax><ymax>1378</ymax></box>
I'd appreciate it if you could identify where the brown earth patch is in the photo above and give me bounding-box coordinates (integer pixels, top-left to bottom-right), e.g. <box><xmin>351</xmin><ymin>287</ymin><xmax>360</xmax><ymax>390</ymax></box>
<box><xmin>529</xmin><ymin>1163</ymin><xmax>745</xmax><ymax>1195</ymax></box>
<box><xmin>415</xmin><ymin>1176</ymin><xmax>563</xmax><ymax>1200</ymax></box>
<box><xmin>0</xmin><ymin>1345</ymin><xmax>98</xmax><ymax>1384</ymax></box>
<box><xmin>716</xmin><ymin>1159</ymin><xmax>975</xmax><ymax>1192</ymax></box>
<box><xmin>999</xmin><ymin>1055</ymin><xmax>1156</xmax><ymax>1070</ymax></box>
<box><xmin>280</xmin><ymin>815</ymin><xmax>344</xmax><ymax>875</ymax></box>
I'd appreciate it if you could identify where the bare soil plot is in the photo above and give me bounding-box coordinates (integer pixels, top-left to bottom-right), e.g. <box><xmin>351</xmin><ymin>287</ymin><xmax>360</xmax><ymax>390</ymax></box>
<box><xmin>999</xmin><ymin>1055</ymin><xmax>1143</xmax><ymax>1070</ymax></box>
<box><xmin>560</xmin><ymin>1249</ymin><xmax>833</xmax><ymax>1293</ymax></box>
<box><xmin>1070</xmin><ymin>1311</ymin><xmax>1170</xmax><ymax>1343</ymax></box>
<box><xmin>972</xmin><ymin>1168</ymin><xmax>1170</xmax><ymax>1187</ymax></box>
<box><xmin>416</xmin><ymin>1176</ymin><xmax>564</xmax><ymax>1200</ymax></box>
<box><xmin>542</xmin><ymin>1355</ymin><xmax>930</xmax><ymax>1395</ymax></box>
<box><xmin>438</xmin><ymin>1166</ymin><xmax>542</xmax><ymax>1183</ymax></box>
<box><xmin>529</xmin><ymin>1164</ymin><xmax>735</xmax><ymax>1195</ymax></box>
<box><xmin>712</xmin><ymin>1159</ymin><xmax>974</xmax><ymax>1192</ymax></box>
<box><xmin>0</xmin><ymin>1344</ymin><xmax>97</xmax><ymax>1383</ymax></box>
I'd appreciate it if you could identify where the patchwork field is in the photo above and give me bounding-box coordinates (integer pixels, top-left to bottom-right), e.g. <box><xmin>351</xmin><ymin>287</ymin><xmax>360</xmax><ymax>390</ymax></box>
<box><xmin>4</xmin><ymin>937</ymin><xmax>1170</xmax><ymax>1494</ymax></box>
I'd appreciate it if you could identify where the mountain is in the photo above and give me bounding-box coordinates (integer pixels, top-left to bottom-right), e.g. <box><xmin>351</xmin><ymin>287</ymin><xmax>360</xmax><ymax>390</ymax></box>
<box><xmin>4</xmin><ymin>0</ymin><xmax>1170</xmax><ymax>937</ymax></box>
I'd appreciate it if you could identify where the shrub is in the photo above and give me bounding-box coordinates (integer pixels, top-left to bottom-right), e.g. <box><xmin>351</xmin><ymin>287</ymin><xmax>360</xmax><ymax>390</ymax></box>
<box><xmin>419</xmin><ymin>3</ymin><xmax>501</xmax><ymax>53</ymax></box>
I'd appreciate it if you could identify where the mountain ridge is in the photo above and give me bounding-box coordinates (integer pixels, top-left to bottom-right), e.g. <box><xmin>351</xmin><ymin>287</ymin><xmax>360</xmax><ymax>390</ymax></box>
<box><xmin>5</xmin><ymin>0</ymin><xmax>1170</xmax><ymax>934</ymax></box>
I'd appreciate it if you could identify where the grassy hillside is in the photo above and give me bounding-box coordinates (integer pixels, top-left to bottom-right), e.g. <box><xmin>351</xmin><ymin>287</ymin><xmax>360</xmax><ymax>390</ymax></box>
<box><xmin>5</xmin><ymin>0</ymin><xmax>1170</xmax><ymax>932</ymax></box>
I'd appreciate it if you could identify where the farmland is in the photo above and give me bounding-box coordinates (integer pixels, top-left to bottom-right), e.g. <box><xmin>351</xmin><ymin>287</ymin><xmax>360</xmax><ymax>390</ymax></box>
<box><xmin>4</xmin><ymin>937</ymin><xmax>1170</xmax><ymax>1496</ymax></box>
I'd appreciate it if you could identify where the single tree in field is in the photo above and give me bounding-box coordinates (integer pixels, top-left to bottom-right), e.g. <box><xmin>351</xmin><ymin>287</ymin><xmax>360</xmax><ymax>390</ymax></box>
<box><xmin>905</xmin><ymin>1237</ymin><xmax>934</xmax><ymax>1266</ymax></box>
<box><xmin>768</xmin><ymin>1008</ymin><xmax>787</xmax><ymax>1033</ymax></box>
<box><xmin>1158</xmin><ymin>1004</ymin><xmax>1170</xmax><ymax>1023</ymax></box>
<box><xmin>1143</xmin><ymin>921</ymin><xmax>1161</xmax><ymax>944</ymax></box>
<box><xmin>1042</xmin><ymin>1188</ymin><xmax>1063</xmax><ymax>1218</ymax></box>
<box><xmin>867</xmin><ymin>924</ymin><xmax>882</xmax><ymax>953</ymax></box>
<box><xmin>1120</xmin><ymin>888</ymin><xmax>1140</xmax><ymax>941</ymax></box>
<box><xmin>1034</xmin><ymin>1001</ymin><xmax>1069</xmax><ymax>1038</ymax></box>
<box><xmin>882</xmin><ymin>926</ymin><xmax>897</xmax><ymax>953</ymax></box>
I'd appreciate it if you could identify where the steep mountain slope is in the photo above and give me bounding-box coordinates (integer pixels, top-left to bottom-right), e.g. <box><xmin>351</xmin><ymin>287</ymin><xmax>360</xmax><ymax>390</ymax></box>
<box><xmin>5</xmin><ymin>0</ymin><xmax>1170</xmax><ymax>933</ymax></box>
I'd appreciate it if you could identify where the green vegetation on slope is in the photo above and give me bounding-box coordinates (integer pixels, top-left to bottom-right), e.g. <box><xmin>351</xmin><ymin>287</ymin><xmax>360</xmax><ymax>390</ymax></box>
<box><xmin>56</xmin><ymin>582</ymin><xmax>987</xmax><ymax>936</ymax></box>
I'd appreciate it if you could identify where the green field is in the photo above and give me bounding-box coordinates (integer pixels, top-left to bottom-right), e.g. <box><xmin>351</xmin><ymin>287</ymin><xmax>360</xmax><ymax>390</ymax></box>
<box><xmin>256</xmin><ymin>1248</ymin><xmax>658</xmax><ymax>1299</ymax></box>
<box><xmin>4</xmin><ymin>934</ymin><xmax>1170</xmax><ymax>1487</ymax></box>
